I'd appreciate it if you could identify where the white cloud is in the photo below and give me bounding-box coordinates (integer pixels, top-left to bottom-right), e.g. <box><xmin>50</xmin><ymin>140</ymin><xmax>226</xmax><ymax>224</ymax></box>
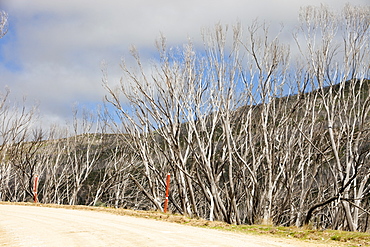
<box><xmin>0</xmin><ymin>0</ymin><xmax>369</xmax><ymax>129</ymax></box>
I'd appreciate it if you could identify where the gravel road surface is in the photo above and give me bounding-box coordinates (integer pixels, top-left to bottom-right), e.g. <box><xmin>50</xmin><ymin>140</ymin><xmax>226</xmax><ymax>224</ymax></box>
<box><xmin>0</xmin><ymin>205</ymin><xmax>324</xmax><ymax>247</ymax></box>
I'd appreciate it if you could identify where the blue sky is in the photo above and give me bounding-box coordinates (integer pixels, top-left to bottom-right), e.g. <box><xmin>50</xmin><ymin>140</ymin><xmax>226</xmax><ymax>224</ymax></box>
<box><xmin>0</xmin><ymin>0</ymin><xmax>368</xmax><ymax>129</ymax></box>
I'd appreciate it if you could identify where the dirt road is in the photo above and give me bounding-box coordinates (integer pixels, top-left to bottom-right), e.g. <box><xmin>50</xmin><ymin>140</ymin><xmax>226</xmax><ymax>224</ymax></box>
<box><xmin>0</xmin><ymin>205</ymin><xmax>324</xmax><ymax>247</ymax></box>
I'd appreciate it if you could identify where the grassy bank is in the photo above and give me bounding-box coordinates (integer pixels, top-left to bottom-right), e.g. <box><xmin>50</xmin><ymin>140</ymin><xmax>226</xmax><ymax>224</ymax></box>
<box><xmin>1</xmin><ymin>202</ymin><xmax>369</xmax><ymax>246</ymax></box>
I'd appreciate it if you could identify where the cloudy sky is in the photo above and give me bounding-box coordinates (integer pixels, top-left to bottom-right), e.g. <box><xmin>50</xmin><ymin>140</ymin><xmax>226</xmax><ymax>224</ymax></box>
<box><xmin>0</xmin><ymin>0</ymin><xmax>368</xmax><ymax>128</ymax></box>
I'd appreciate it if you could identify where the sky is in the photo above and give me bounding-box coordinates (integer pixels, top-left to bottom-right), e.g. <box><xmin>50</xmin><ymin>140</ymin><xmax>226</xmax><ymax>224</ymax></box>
<box><xmin>0</xmin><ymin>0</ymin><xmax>368</xmax><ymax>129</ymax></box>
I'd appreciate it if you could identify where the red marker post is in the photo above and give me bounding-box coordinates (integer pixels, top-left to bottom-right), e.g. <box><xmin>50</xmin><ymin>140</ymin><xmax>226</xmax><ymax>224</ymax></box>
<box><xmin>33</xmin><ymin>175</ymin><xmax>39</xmax><ymax>203</ymax></box>
<box><xmin>163</xmin><ymin>173</ymin><xmax>170</xmax><ymax>213</ymax></box>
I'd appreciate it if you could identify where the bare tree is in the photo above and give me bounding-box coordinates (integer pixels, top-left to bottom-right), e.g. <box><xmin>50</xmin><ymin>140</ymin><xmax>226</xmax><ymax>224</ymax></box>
<box><xmin>0</xmin><ymin>10</ymin><xmax>8</xmax><ymax>39</ymax></box>
<box><xmin>0</xmin><ymin>88</ymin><xmax>40</xmax><ymax>202</ymax></box>
<box><xmin>97</xmin><ymin>4</ymin><xmax>369</xmax><ymax>231</ymax></box>
<box><xmin>65</xmin><ymin>109</ymin><xmax>105</xmax><ymax>205</ymax></box>
<box><xmin>296</xmin><ymin>4</ymin><xmax>370</xmax><ymax>231</ymax></box>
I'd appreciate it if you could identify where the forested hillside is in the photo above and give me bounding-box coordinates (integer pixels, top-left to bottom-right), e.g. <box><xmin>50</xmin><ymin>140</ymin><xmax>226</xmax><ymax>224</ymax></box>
<box><xmin>0</xmin><ymin>5</ymin><xmax>369</xmax><ymax>232</ymax></box>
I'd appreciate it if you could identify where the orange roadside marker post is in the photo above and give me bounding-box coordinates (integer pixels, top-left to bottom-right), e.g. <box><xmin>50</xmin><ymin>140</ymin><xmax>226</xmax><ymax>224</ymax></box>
<box><xmin>164</xmin><ymin>173</ymin><xmax>170</xmax><ymax>213</ymax></box>
<box><xmin>33</xmin><ymin>174</ymin><xmax>39</xmax><ymax>203</ymax></box>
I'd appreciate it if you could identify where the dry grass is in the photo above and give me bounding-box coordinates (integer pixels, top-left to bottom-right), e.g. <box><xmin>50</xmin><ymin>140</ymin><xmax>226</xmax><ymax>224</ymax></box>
<box><xmin>1</xmin><ymin>202</ymin><xmax>369</xmax><ymax>247</ymax></box>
